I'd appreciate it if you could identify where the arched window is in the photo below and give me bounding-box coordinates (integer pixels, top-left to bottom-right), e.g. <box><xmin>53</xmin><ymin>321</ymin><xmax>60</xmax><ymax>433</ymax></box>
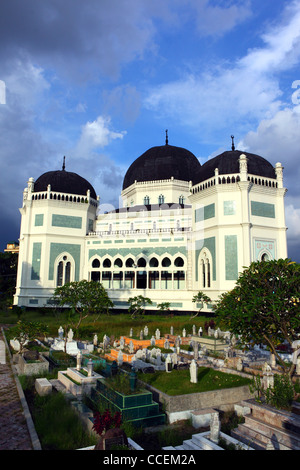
<box><xmin>57</xmin><ymin>261</ymin><xmax>63</xmax><ymax>287</ymax></box>
<box><xmin>137</xmin><ymin>257</ymin><xmax>146</xmax><ymax>268</ymax></box>
<box><xmin>162</xmin><ymin>257</ymin><xmax>171</xmax><ymax>267</ymax></box>
<box><xmin>92</xmin><ymin>258</ymin><xmax>100</xmax><ymax>268</ymax></box>
<box><xmin>174</xmin><ymin>256</ymin><xmax>184</xmax><ymax>267</ymax></box>
<box><xmin>126</xmin><ymin>258</ymin><xmax>134</xmax><ymax>268</ymax></box>
<box><xmin>65</xmin><ymin>262</ymin><xmax>71</xmax><ymax>284</ymax></box>
<box><xmin>158</xmin><ymin>194</ymin><xmax>165</xmax><ymax>204</ymax></box>
<box><xmin>56</xmin><ymin>255</ymin><xmax>74</xmax><ymax>286</ymax></box>
<box><xmin>144</xmin><ymin>196</ymin><xmax>150</xmax><ymax>205</ymax></box>
<box><xmin>103</xmin><ymin>258</ymin><xmax>111</xmax><ymax>268</ymax></box>
<box><xmin>179</xmin><ymin>195</ymin><xmax>185</xmax><ymax>204</ymax></box>
<box><xmin>149</xmin><ymin>257</ymin><xmax>159</xmax><ymax>267</ymax></box>
<box><xmin>199</xmin><ymin>250</ymin><xmax>212</xmax><ymax>289</ymax></box>
<box><xmin>114</xmin><ymin>258</ymin><xmax>123</xmax><ymax>268</ymax></box>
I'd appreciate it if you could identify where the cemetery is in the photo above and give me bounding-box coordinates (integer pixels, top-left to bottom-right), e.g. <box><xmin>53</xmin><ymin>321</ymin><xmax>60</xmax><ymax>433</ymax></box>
<box><xmin>4</xmin><ymin>316</ymin><xmax>300</xmax><ymax>451</ymax></box>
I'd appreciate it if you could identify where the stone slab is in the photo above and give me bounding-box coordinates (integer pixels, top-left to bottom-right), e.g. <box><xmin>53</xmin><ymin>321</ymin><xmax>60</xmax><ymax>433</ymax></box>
<box><xmin>191</xmin><ymin>408</ymin><xmax>218</xmax><ymax>428</ymax></box>
<box><xmin>35</xmin><ymin>378</ymin><xmax>52</xmax><ymax>396</ymax></box>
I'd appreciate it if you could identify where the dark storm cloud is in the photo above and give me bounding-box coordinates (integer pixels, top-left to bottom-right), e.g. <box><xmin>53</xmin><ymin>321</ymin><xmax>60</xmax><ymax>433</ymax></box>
<box><xmin>0</xmin><ymin>0</ymin><xmax>168</xmax><ymax>81</ymax></box>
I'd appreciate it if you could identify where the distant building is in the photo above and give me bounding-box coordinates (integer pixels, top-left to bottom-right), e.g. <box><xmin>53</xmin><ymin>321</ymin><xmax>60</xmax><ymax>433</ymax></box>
<box><xmin>4</xmin><ymin>242</ymin><xmax>19</xmax><ymax>254</ymax></box>
<box><xmin>14</xmin><ymin>136</ymin><xmax>287</xmax><ymax>312</ymax></box>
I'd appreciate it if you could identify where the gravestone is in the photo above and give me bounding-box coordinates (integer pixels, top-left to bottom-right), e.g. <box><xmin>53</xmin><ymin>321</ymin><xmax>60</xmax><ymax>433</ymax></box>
<box><xmin>68</xmin><ymin>329</ymin><xmax>74</xmax><ymax>342</ymax></box>
<box><xmin>171</xmin><ymin>352</ymin><xmax>178</xmax><ymax>367</ymax></box>
<box><xmin>263</xmin><ymin>363</ymin><xmax>274</xmax><ymax>389</ymax></box>
<box><xmin>156</xmin><ymin>352</ymin><xmax>162</xmax><ymax>365</ymax></box>
<box><xmin>175</xmin><ymin>336</ymin><xmax>181</xmax><ymax>348</ymax></box>
<box><xmin>117</xmin><ymin>350</ymin><xmax>123</xmax><ymax>366</ymax></box>
<box><xmin>58</xmin><ymin>326</ymin><xmax>64</xmax><ymax>339</ymax></box>
<box><xmin>210</xmin><ymin>413</ymin><xmax>221</xmax><ymax>444</ymax></box>
<box><xmin>193</xmin><ymin>341</ymin><xmax>199</xmax><ymax>359</ymax></box>
<box><xmin>87</xmin><ymin>358</ymin><xmax>94</xmax><ymax>377</ymax></box>
<box><xmin>76</xmin><ymin>351</ymin><xmax>82</xmax><ymax>371</ymax></box>
<box><xmin>190</xmin><ymin>359</ymin><xmax>198</xmax><ymax>383</ymax></box>
<box><xmin>165</xmin><ymin>354</ymin><xmax>172</xmax><ymax>373</ymax></box>
<box><xmin>236</xmin><ymin>357</ymin><xmax>243</xmax><ymax>371</ymax></box>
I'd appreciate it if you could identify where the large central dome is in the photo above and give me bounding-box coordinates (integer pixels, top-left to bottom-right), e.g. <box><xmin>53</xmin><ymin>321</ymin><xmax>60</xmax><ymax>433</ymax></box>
<box><xmin>122</xmin><ymin>143</ymin><xmax>201</xmax><ymax>190</ymax></box>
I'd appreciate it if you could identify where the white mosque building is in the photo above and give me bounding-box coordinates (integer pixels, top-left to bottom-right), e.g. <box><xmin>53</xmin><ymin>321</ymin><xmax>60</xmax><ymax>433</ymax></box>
<box><xmin>14</xmin><ymin>134</ymin><xmax>288</xmax><ymax>313</ymax></box>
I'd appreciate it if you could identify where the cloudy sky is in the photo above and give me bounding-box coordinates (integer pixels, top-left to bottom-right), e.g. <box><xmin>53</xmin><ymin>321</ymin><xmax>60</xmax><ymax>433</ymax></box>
<box><xmin>0</xmin><ymin>0</ymin><xmax>300</xmax><ymax>261</ymax></box>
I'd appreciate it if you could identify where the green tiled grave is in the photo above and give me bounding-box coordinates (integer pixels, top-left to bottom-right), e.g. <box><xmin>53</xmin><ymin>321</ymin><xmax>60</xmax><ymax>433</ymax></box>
<box><xmin>91</xmin><ymin>377</ymin><xmax>165</xmax><ymax>428</ymax></box>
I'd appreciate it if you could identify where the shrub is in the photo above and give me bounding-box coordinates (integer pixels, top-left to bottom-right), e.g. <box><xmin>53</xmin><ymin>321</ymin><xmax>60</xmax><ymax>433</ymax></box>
<box><xmin>265</xmin><ymin>374</ymin><xmax>295</xmax><ymax>410</ymax></box>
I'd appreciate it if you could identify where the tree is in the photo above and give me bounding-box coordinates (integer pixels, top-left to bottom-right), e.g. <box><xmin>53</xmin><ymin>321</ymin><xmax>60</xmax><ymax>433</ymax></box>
<box><xmin>157</xmin><ymin>302</ymin><xmax>171</xmax><ymax>314</ymax></box>
<box><xmin>52</xmin><ymin>280</ymin><xmax>114</xmax><ymax>334</ymax></box>
<box><xmin>12</xmin><ymin>320</ymin><xmax>49</xmax><ymax>354</ymax></box>
<box><xmin>127</xmin><ymin>295</ymin><xmax>152</xmax><ymax>319</ymax></box>
<box><xmin>214</xmin><ymin>259</ymin><xmax>300</xmax><ymax>377</ymax></box>
<box><xmin>0</xmin><ymin>251</ymin><xmax>18</xmax><ymax>307</ymax></box>
<box><xmin>191</xmin><ymin>291</ymin><xmax>211</xmax><ymax>318</ymax></box>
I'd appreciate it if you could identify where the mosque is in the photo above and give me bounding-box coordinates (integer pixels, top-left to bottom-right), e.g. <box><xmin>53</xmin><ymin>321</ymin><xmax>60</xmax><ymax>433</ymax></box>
<box><xmin>14</xmin><ymin>133</ymin><xmax>288</xmax><ymax>313</ymax></box>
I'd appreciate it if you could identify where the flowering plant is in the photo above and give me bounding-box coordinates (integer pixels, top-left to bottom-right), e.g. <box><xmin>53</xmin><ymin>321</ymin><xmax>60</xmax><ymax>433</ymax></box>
<box><xmin>92</xmin><ymin>409</ymin><xmax>122</xmax><ymax>436</ymax></box>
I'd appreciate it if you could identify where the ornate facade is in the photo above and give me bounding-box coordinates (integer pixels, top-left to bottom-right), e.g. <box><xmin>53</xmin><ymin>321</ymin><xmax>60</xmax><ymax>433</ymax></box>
<box><xmin>14</xmin><ymin>138</ymin><xmax>287</xmax><ymax>313</ymax></box>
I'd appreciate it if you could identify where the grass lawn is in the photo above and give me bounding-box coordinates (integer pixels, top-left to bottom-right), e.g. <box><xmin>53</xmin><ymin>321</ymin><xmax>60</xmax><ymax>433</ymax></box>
<box><xmin>0</xmin><ymin>308</ymin><xmax>215</xmax><ymax>342</ymax></box>
<box><xmin>138</xmin><ymin>367</ymin><xmax>252</xmax><ymax>395</ymax></box>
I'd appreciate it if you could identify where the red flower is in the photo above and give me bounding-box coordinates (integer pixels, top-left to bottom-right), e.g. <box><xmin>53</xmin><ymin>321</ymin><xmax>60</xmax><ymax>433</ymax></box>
<box><xmin>92</xmin><ymin>409</ymin><xmax>122</xmax><ymax>436</ymax></box>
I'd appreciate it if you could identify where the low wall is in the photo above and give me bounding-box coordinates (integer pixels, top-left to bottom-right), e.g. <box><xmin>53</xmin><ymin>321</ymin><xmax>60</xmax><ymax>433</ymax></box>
<box><xmin>143</xmin><ymin>382</ymin><xmax>254</xmax><ymax>423</ymax></box>
<box><xmin>18</xmin><ymin>354</ymin><xmax>49</xmax><ymax>376</ymax></box>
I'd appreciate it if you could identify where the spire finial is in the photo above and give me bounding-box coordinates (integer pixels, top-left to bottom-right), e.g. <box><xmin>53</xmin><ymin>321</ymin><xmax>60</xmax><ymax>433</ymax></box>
<box><xmin>165</xmin><ymin>129</ymin><xmax>168</xmax><ymax>145</ymax></box>
<box><xmin>62</xmin><ymin>156</ymin><xmax>66</xmax><ymax>171</ymax></box>
<box><xmin>231</xmin><ymin>135</ymin><xmax>235</xmax><ymax>151</ymax></box>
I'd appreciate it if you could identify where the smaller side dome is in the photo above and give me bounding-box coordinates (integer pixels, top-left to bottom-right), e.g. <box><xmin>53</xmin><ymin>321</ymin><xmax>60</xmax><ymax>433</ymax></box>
<box><xmin>34</xmin><ymin>169</ymin><xmax>97</xmax><ymax>199</ymax></box>
<box><xmin>195</xmin><ymin>149</ymin><xmax>276</xmax><ymax>184</ymax></box>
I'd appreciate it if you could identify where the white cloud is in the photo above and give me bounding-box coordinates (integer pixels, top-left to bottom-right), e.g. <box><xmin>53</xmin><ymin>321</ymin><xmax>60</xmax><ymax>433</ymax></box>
<box><xmin>144</xmin><ymin>1</ymin><xmax>300</xmax><ymax>137</ymax></box>
<box><xmin>241</xmin><ymin>0</ymin><xmax>300</xmax><ymax>74</ymax></box>
<box><xmin>76</xmin><ymin>116</ymin><xmax>126</xmax><ymax>155</ymax></box>
<box><xmin>239</xmin><ymin>105</ymin><xmax>300</xmax><ymax>184</ymax></box>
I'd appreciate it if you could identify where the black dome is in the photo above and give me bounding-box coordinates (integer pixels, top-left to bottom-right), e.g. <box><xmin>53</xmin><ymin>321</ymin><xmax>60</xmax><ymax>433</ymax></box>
<box><xmin>34</xmin><ymin>170</ymin><xmax>97</xmax><ymax>199</ymax></box>
<box><xmin>195</xmin><ymin>149</ymin><xmax>276</xmax><ymax>184</ymax></box>
<box><xmin>122</xmin><ymin>144</ymin><xmax>201</xmax><ymax>190</ymax></box>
